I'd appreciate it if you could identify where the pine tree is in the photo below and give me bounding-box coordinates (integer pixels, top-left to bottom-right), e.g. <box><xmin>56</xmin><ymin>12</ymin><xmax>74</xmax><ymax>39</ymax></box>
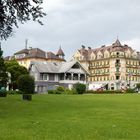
<box><xmin>0</xmin><ymin>43</ymin><xmax>8</xmax><ymax>88</ymax></box>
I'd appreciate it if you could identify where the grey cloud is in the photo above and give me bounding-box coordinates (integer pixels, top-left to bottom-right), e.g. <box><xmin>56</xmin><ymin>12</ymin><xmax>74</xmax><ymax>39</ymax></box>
<box><xmin>2</xmin><ymin>0</ymin><xmax>140</xmax><ymax>59</ymax></box>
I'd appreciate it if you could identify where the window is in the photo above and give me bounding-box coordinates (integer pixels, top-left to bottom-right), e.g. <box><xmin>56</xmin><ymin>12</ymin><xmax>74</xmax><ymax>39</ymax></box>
<box><xmin>107</xmin><ymin>76</ymin><xmax>109</xmax><ymax>80</ymax></box>
<box><xmin>106</xmin><ymin>61</ymin><xmax>109</xmax><ymax>65</ymax></box>
<box><xmin>40</xmin><ymin>73</ymin><xmax>43</xmax><ymax>80</ymax></box>
<box><xmin>126</xmin><ymin>77</ymin><xmax>128</xmax><ymax>80</ymax></box>
<box><xmin>116</xmin><ymin>59</ymin><xmax>120</xmax><ymax>63</ymax></box>
<box><xmin>116</xmin><ymin>76</ymin><xmax>120</xmax><ymax>80</ymax></box>
<box><xmin>43</xmin><ymin>74</ymin><xmax>47</xmax><ymax>80</ymax></box>
<box><xmin>116</xmin><ymin>67</ymin><xmax>120</xmax><ymax>72</ymax></box>
<box><xmin>40</xmin><ymin>73</ymin><xmax>48</xmax><ymax>80</ymax></box>
<box><xmin>117</xmin><ymin>52</ymin><xmax>119</xmax><ymax>57</ymax></box>
<box><xmin>49</xmin><ymin>74</ymin><xmax>55</xmax><ymax>81</ymax></box>
<box><xmin>102</xmin><ymin>61</ymin><xmax>104</xmax><ymax>65</ymax></box>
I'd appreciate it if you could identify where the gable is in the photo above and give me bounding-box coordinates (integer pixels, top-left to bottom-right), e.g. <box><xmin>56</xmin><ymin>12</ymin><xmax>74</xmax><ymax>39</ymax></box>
<box><xmin>132</xmin><ymin>51</ymin><xmax>137</xmax><ymax>58</ymax></box>
<box><xmin>125</xmin><ymin>49</ymin><xmax>131</xmax><ymax>57</ymax></box>
<box><xmin>67</xmin><ymin>62</ymin><xmax>88</xmax><ymax>74</ymax></box>
<box><xmin>71</xmin><ymin>63</ymin><xmax>80</xmax><ymax>69</ymax></box>
<box><xmin>59</xmin><ymin>61</ymin><xmax>89</xmax><ymax>74</ymax></box>
<box><xmin>97</xmin><ymin>51</ymin><xmax>103</xmax><ymax>59</ymax></box>
<box><xmin>90</xmin><ymin>52</ymin><xmax>96</xmax><ymax>60</ymax></box>
<box><xmin>73</xmin><ymin>50</ymin><xmax>82</xmax><ymax>60</ymax></box>
<box><xmin>104</xmin><ymin>50</ymin><xmax>110</xmax><ymax>58</ymax></box>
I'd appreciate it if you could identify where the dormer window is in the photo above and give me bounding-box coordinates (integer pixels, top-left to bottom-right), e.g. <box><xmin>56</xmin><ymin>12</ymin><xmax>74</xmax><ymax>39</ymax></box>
<box><xmin>15</xmin><ymin>53</ymin><xmax>25</xmax><ymax>59</ymax></box>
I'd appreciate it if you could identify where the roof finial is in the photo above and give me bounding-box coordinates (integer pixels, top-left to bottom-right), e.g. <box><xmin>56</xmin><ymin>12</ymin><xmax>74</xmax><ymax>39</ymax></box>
<box><xmin>25</xmin><ymin>39</ymin><xmax>28</xmax><ymax>49</ymax></box>
<box><xmin>59</xmin><ymin>45</ymin><xmax>61</xmax><ymax>49</ymax></box>
<box><xmin>56</xmin><ymin>46</ymin><xmax>65</xmax><ymax>57</ymax></box>
<box><xmin>113</xmin><ymin>36</ymin><xmax>121</xmax><ymax>47</ymax></box>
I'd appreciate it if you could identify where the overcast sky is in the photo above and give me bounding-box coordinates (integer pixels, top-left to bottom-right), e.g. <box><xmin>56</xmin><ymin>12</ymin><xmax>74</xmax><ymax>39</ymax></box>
<box><xmin>2</xmin><ymin>0</ymin><xmax>140</xmax><ymax>60</ymax></box>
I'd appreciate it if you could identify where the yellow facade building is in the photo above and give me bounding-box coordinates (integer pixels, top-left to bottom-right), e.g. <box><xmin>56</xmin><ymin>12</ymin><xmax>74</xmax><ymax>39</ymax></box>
<box><xmin>72</xmin><ymin>39</ymin><xmax>140</xmax><ymax>90</ymax></box>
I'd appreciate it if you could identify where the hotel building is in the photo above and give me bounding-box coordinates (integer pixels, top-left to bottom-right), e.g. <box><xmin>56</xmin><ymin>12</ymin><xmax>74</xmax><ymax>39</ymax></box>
<box><xmin>72</xmin><ymin>39</ymin><xmax>140</xmax><ymax>90</ymax></box>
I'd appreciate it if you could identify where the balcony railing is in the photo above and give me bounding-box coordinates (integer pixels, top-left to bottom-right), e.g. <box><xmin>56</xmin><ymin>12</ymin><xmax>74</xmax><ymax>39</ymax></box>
<box><xmin>115</xmin><ymin>71</ymin><xmax>121</xmax><ymax>75</ymax></box>
<box><xmin>115</xmin><ymin>63</ymin><xmax>121</xmax><ymax>67</ymax></box>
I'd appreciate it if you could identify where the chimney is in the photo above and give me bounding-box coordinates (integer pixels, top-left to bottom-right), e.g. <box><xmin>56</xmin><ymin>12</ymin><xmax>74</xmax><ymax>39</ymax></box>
<box><xmin>81</xmin><ymin>45</ymin><xmax>85</xmax><ymax>49</ymax></box>
<box><xmin>101</xmin><ymin>45</ymin><xmax>105</xmax><ymax>48</ymax></box>
<box><xmin>88</xmin><ymin>47</ymin><xmax>91</xmax><ymax>50</ymax></box>
<box><xmin>25</xmin><ymin>39</ymin><xmax>28</xmax><ymax>49</ymax></box>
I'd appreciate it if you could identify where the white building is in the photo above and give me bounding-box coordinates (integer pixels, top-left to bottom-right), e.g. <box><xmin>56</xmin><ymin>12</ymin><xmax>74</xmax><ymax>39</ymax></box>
<box><xmin>29</xmin><ymin>61</ymin><xmax>89</xmax><ymax>93</ymax></box>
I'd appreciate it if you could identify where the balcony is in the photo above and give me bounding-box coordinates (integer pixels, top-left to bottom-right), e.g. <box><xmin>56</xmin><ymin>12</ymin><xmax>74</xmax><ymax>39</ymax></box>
<box><xmin>115</xmin><ymin>71</ymin><xmax>121</xmax><ymax>75</ymax></box>
<box><xmin>115</xmin><ymin>63</ymin><xmax>121</xmax><ymax>67</ymax></box>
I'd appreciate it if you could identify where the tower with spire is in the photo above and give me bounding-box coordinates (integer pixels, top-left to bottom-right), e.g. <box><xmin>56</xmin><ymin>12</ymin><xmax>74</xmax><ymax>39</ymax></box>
<box><xmin>113</xmin><ymin>38</ymin><xmax>122</xmax><ymax>47</ymax></box>
<box><xmin>56</xmin><ymin>46</ymin><xmax>65</xmax><ymax>59</ymax></box>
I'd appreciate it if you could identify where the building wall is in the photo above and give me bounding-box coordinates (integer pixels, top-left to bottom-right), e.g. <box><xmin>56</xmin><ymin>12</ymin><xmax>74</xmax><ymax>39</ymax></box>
<box><xmin>17</xmin><ymin>58</ymin><xmax>47</xmax><ymax>69</ymax></box>
<box><xmin>29</xmin><ymin>62</ymin><xmax>88</xmax><ymax>93</ymax></box>
<box><xmin>73</xmin><ymin>46</ymin><xmax>140</xmax><ymax>90</ymax></box>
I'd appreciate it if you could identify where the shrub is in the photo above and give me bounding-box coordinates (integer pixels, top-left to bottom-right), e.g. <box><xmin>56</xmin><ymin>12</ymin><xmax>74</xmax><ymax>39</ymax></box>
<box><xmin>17</xmin><ymin>74</ymin><xmax>35</xmax><ymax>94</ymax></box>
<box><xmin>48</xmin><ymin>90</ymin><xmax>62</xmax><ymax>94</ymax></box>
<box><xmin>6</xmin><ymin>90</ymin><xmax>23</xmax><ymax>95</ymax></box>
<box><xmin>48</xmin><ymin>90</ymin><xmax>55</xmax><ymax>94</ymax></box>
<box><xmin>6</xmin><ymin>90</ymin><xmax>16</xmax><ymax>95</ymax></box>
<box><xmin>48</xmin><ymin>88</ymin><xmax>78</xmax><ymax>95</ymax></box>
<box><xmin>55</xmin><ymin>90</ymin><xmax>62</xmax><ymax>94</ymax></box>
<box><xmin>73</xmin><ymin>83</ymin><xmax>86</xmax><ymax>94</ymax></box>
<box><xmin>125</xmin><ymin>88</ymin><xmax>135</xmax><ymax>93</ymax></box>
<box><xmin>136</xmin><ymin>83</ymin><xmax>140</xmax><ymax>89</ymax></box>
<box><xmin>135</xmin><ymin>83</ymin><xmax>140</xmax><ymax>92</ymax></box>
<box><xmin>56</xmin><ymin>86</ymin><xmax>65</xmax><ymax>92</ymax></box>
<box><xmin>64</xmin><ymin>89</ymin><xmax>72</xmax><ymax>94</ymax></box>
<box><xmin>64</xmin><ymin>89</ymin><xmax>77</xmax><ymax>94</ymax></box>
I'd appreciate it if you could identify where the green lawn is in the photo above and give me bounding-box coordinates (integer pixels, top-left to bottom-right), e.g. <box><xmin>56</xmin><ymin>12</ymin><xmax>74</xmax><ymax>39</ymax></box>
<box><xmin>0</xmin><ymin>94</ymin><xmax>140</xmax><ymax>140</ymax></box>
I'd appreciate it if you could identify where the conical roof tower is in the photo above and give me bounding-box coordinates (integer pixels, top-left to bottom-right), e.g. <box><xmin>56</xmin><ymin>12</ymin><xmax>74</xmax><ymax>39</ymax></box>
<box><xmin>113</xmin><ymin>38</ymin><xmax>122</xmax><ymax>47</ymax></box>
<box><xmin>56</xmin><ymin>47</ymin><xmax>65</xmax><ymax>58</ymax></box>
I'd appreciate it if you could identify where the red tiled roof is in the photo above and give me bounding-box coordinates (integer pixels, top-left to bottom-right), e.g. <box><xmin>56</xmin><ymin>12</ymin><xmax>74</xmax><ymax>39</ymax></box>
<box><xmin>77</xmin><ymin>39</ymin><xmax>139</xmax><ymax>59</ymax></box>
<box><xmin>14</xmin><ymin>49</ymin><xmax>29</xmax><ymax>55</ymax></box>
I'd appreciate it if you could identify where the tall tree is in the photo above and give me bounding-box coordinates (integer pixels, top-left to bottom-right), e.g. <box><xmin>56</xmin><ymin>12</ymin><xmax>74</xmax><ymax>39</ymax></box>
<box><xmin>5</xmin><ymin>59</ymin><xmax>29</xmax><ymax>90</ymax></box>
<box><xmin>0</xmin><ymin>44</ymin><xmax>8</xmax><ymax>88</ymax></box>
<box><xmin>0</xmin><ymin>0</ymin><xmax>46</xmax><ymax>40</ymax></box>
